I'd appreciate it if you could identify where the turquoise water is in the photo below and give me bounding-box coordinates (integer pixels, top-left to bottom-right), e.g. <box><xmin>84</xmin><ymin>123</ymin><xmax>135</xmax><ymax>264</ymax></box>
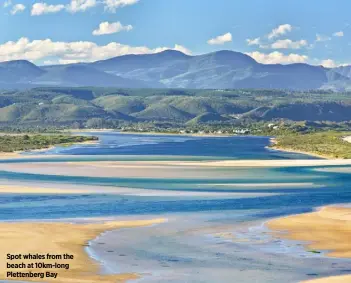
<box><xmin>0</xmin><ymin>133</ymin><xmax>349</xmax><ymax>221</ymax></box>
<box><xmin>1</xmin><ymin>132</ymin><xmax>351</xmax><ymax>282</ymax></box>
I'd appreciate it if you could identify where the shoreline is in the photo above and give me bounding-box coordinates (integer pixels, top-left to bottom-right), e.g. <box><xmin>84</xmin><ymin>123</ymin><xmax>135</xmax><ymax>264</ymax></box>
<box><xmin>0</xmin><ymin>218</ymin><xmax>166</xmax><ymax>283</ymax></box>
<box><xmin>0</xmin><ymin>139</ymin><xmax>100</xmax><ymax>159</ymax></box>
<box><xmin>268</xmin><ymin>137</ymin><xmax>330</xmax><ymax>159</ymax></box>
<box><xmin>270</xmin><ymin>145</ymin><xmax>330</xmax><ymax>159</ymax></box>
<box><xmin>267</xmin><ymin>205</ymin><xmax>351</xmax><ymax>283</ymax></box>
<box><xmin>117</xmin><ymin>130</ymin><xmax>234</xmax><ymax>137</ymax></box>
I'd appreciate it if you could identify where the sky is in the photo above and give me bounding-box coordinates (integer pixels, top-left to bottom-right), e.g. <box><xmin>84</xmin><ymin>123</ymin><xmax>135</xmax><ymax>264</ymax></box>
<box><xmin>0</xmin><ymin>0</ymin><xmax>350</xmax><ymax>67</ymax></box>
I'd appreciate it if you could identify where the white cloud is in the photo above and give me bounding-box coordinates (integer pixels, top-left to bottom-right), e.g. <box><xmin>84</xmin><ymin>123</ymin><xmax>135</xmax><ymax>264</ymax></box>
<box><xmin>31</xmin><ymin>3</ymin><xmax>65</xmax><ymax>16</ymax></box>
<box><xmin>246</xmin><ymin>51</ymin><xmax>308</xmax><ymax>64</ymax></box>
<box><xmin>320</xmin><ymin>59</ymin><xmax>349</xmax><ymax>68</ymax></box>
<box><xmin>3</xmin><ymin>0</ymin><xmax>12</xmax><ymax>8</ymax></box>
<box><xmin>92</xmin><ymin>21</ymin><xmax>133</xmax><ymax>36</ymax></box>
<box><xmin>316</xmin><ymin>34</ymin><xmax>331</xmax><ymax>42</ymax></box>
<box><xmin>172</xmin><ymin>44</ymin><xmax>192</xmax><ymax>55</ymax></box>
<box><xmin>207</xmin><ymin>32</ymin><xmax>232</xmax><ymax>45</ymax></box>
<box><xmin>321</xmin><ymin>59</ymin><xmax>337</xmax><ymax>68</ymax></box>
<box><xmin>333</xmin><ymin>31</ymin><xmax>344</xmax><ymax>37</ymax></box>
<box><xmin>11</xmin><ymin>3</ymin><xmax>25</xmax><ymax>15</ymax></box>
<box><xmin>103</xmin><ymin>0</ymin><xmax>140</xmax><ymax>12</ymax></box>
<box><xmin>0</xmin><ymin>37</ymin><xmax>191</xmax><ymax>64</ymax></box>
<box><xmin>67</xmin><ymin>0</ymin><xmax>97</xmax><ymax>13</ymax></box>
<box><xmin>29</xmin><ymin>0</ymin><xmax>139</xmax><ymax>16</ymax></box>
<box><xmin>268</xmin><ymin>24</ymin><xmax>293</xmax><ymax>39</ymax></box>
<box><xmin>271</xmin><ymin>39</ymin><xmax>308</xmax><ymax>49</ymax></box>
<box><xmin>246</xmin><ymin>37</ymin><xmax>261</xmax><ymax>46</ymax></box>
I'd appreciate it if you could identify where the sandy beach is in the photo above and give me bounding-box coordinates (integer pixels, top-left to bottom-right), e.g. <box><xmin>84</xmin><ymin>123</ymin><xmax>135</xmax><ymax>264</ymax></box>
<box><xmin>0</xmin><ymin>218</ymin><xmax>166</xmax><ymax>283</ymax></box>
<box><xmin>302</xmin><ymin>275</ymin><xmax>351</xmax><ymax>283</ymax></box>
<box><xmin>69</xmin><ymin>159</ymin><xmax>351</xmax><ymax>168</ymax></box>
<box><xmin>0</xmin><ymin>137</ymin><xmax>99</xmax><ymax>160</ymax></box>
<box><xmin>0</xmin><ymin>183</ymin><xmax>281</xmax><ymax>197</ymax></box>
<box><xmin>267</xmin><ymin>206</ymin><xmax>351</xmax><ymax>283</ymax></box>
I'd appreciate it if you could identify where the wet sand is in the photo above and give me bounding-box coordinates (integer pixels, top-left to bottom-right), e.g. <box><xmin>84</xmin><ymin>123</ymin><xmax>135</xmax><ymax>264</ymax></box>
<box><xmin>267</xmin><ymin>206</ymin><xmax>351</xmax><ymax>283</ymax></box>
<box><xmin>68</xmin><ymin>159</ymin><xmax>351</xmax><ymax>168</ymax></box>
<box><xmin>0</xmin><ymin>183</ymin><xmax>278</xmax><ymax>198</ymax></box>
<box><xmin>0</xmin><ymin>218</ymin><xmax>166</xmax><ymax>283</ymax></box>
<box><xmin>267</xmin><ymin>206</ymin><xmax>351</xmax><ymax>258</ymax></box>
<box><xmin>3</xmin><ymin>159</ymin><xmax>351</xmax><ymax>180</ymax></box>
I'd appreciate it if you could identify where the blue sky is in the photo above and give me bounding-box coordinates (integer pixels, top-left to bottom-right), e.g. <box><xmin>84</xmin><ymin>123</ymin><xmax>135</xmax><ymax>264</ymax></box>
<box><xmin>1</xmin><ymin>0</ymin><xmax>350</xmax><ymax>67</ymax></box>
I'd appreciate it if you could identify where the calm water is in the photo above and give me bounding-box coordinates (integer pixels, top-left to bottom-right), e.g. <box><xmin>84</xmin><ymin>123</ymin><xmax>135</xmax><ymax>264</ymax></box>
<box><xmin>29</xmin><ymin>132</ymin><xmax>316</xmax><ymax>159</ymax></box>
<box><xmin>1</xmin><ymin>132</ymin><xmax>351</xmax><ymax>282</ymax></box>
<box><xmin>0</xmin><ymin>133</ymin><xmax>349</xmax><ymax>221</ymax></box>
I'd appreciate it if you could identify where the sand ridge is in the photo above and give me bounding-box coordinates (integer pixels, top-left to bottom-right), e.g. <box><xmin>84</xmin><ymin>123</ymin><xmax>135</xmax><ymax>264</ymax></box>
<box><xmin>0</xmin><ymin>218</ymin><xmax>166</xmax><ymax>283</ymax></box>
<box><xmin>267</xmin><ymin>206</ymin><xmax>351</xmax><ymax>283</ymax></box>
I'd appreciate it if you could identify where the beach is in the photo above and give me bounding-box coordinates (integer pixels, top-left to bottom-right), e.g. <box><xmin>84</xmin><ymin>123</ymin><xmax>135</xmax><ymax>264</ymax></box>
<box><xmin>267</xmin><ymin>206</ymin><xmax>351</xmax><ymax>283</ymax></box>
<box><xmin>0</xmin><ymin>218</ymin><xmax>166</xmax><ymax>283</ymax></box>
<box><xmin>0</xmin><ymin>132</ymin><xmax>350</xmax><ymax>282</ymax></box>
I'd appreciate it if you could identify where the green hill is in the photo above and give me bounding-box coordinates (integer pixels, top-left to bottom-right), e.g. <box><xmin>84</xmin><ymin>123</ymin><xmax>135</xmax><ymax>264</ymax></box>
<box><xmin>1</xmin><ymin>87</ymin><xmax>351</xmax><ymax>127</ymax></box>
<box><xmin>186</xmin><ymin>112</ymin><xmax>230</xmax><ymax>125</ymax></box>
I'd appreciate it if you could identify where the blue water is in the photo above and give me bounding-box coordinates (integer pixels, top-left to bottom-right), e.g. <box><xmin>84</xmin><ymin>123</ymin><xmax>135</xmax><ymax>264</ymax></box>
<box><xmin>30</xmin><ymin>132</ymin><xmax>316</xmax><ymax>160</ymax></box>
<box><xmin>1</xmin><ymin>132</ymin><xmax>351</xmax><ymax>283</ymax></box>
<box><xmin>0</xmin><ymin>132</ymin><xmax>349</xmax><ymax>221</ymax></box>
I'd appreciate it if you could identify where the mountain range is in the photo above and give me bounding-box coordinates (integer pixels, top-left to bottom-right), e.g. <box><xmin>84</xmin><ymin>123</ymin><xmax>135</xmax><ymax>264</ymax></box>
<box><xmin>1</xmin><ymin>50</ymin><xmax>351</xmax><ymax>91</ymax></box>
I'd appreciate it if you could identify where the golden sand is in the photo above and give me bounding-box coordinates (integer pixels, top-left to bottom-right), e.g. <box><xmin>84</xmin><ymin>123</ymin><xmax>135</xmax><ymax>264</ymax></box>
<box><xmin>0</xmin><ymin>185</ymin><xmax>96</xmax><ymax>194</ymax></box>
<box><xmin>267</xmin><ymin>206</ymin><xmax>351</xmax><ymax>283</ymax></box>
<box><xmin>267</xmin><ymin>206</ymin><xmax>351</xmax><ymax>258</ymax></box>
<box><xmin>301</xmin><ymin>275</ymin><xmax>351</xmax><ymax>283</ymax></box>
<box><xmin>0</xmin><ymin>184</ymin><xmax>138</xmax><ymax>195</ymax></box>
<box><xmin>0</xmin><ymin>218</ymin><xmax>166</xmax><ymax>283</ymax></box>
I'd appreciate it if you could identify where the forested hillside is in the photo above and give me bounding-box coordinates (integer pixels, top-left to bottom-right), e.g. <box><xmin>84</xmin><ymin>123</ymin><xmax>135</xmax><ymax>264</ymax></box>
<box><xmin>1</xmin><ymin>87</ymin><xmax>351</xmax><ymax>129</ymax></box>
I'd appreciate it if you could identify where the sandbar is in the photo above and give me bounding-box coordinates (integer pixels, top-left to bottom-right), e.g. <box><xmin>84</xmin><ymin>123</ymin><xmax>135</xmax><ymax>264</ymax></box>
<box><xmin>301</xmin><ymin>275</ymin><xmax>351</xmax><ymax>283</ymax></box>
<box><xmin>0</xmin><ymin>183</ymin><xmax>279</xmax><ymax>198</ymax></box>
<box><xmin>70</xmin><ymin>159</ymin><xmax>351</xmax><ymax>168</ymax></box>
<box><xmin>267</xmin><ymin>206</ymin><xmax>351</xmax><ymax>283</ymax></box>
<box><xmin>0</xmin><ymin>218</ymin><xmax>166</xmax><ymax>283</ymax></box>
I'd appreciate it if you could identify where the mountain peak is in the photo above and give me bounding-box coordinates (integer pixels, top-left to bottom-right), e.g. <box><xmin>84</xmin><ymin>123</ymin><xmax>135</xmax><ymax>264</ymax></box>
<box><xmin>198</xmin><ymin>50</ymin><xmax>257</xmax><ymax>67</ymax></box>
<box><xmin>0</xmin><ymin>59</ymin><xmax>37</xmax><ymax>67</ymax></box>
<box><xmin>156</xmin><ymin>49</ymin><xmax>190</xmax><ymax>58</ymax></box>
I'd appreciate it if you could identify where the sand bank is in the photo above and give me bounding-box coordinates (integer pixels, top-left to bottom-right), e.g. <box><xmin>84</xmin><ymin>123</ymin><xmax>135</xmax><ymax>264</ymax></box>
<box><xmin>0</xmin><ymin>218</ymin><xmax>166</xmax><ymax>283</ymax></box>
<box><xmin>267</xmin><ymin>206</ymin><xmax>351</xmax><ymax>283</ymax></box>
<box><xmin>0</xmin><ymin>183</ymin><xmax>279</xmax><ymax>198</ymax></box>
<box><xmin>0</xmin><ymin>138</ymin><xmax>99</xmax><ymax>160</ymax></box>
<box><xmin>267</xmin><ymin>206</ymin><xmax>351</xmax><ymax>258</ymax></box>
<box><xmin>0</xmin><ymin>184</ymin><xmax>126</xmax><ymax>195</ymax></box>
<box><xmin>301</xmin><ymin>275</ymin><xmax>351</xmax><ymax>283</ymax></box>
<box><xmin>71</xmin><ymin>159</ymin><xmax>351</xmax><ymax>168</ymax></box>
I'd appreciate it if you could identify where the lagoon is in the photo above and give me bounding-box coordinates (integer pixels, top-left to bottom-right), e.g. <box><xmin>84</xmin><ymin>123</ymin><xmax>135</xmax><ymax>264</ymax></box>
<box><xmin>0</xmin><ymin>133</ymin><xmax>350</xmax><ymax>282</ymax></box>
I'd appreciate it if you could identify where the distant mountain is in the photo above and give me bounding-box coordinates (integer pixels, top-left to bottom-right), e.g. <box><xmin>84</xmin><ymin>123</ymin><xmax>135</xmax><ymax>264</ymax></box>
<box><xmin>333</xmin><ymin>65</ymin><xmax>351</xmax><ymax>79</ymax></box>
<box><xmin>90</xmin><ymin>50</ymin><xmax>351</xmax><ymax>90</ymax></box>
<box><xmin>37</xmin><ymin>64</ymin><xmax>153</xmax><ymax>88</ymax></box>
<box><xmin>0</xmin><ymin>60</ymin><xmax>44</xmax><ymax>83</ymax></box>
<box><xmin>0</xmin><ymin>50</ymin><xmax>351</xmax><ymax>90</ymax></box>
<box><xmin>0</xmin><ymin>61</ymin><xmax>160</xmax><ymax>89</ymax></box>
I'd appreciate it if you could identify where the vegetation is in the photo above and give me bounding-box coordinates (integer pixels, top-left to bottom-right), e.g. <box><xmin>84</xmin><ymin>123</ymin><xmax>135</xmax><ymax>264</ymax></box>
<box><xmin>1</xmin><ymin>87</ymin><xmax>351</xmax><ymax>129</ymax></box>
<box><xmin>0</xmin><ymin>134</ymin><xmax>98</xmax><ymax>153</ymax></box>
<box><xmin>272</xmin><ymin>131</ymin><xmax>351</xmax><ymax>159</ymax></box>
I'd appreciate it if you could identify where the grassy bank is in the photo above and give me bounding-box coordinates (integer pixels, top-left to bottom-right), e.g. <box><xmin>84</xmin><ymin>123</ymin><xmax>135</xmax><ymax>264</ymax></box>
<box><xmin>0</xmin><ymin>134</ymin><xmax>98</xmax><ymax>153</ymax></box>
<box><xmin>272</xmin><ymin>131</ymin><xmax>351</xmax><ymax>159</ymax></box>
